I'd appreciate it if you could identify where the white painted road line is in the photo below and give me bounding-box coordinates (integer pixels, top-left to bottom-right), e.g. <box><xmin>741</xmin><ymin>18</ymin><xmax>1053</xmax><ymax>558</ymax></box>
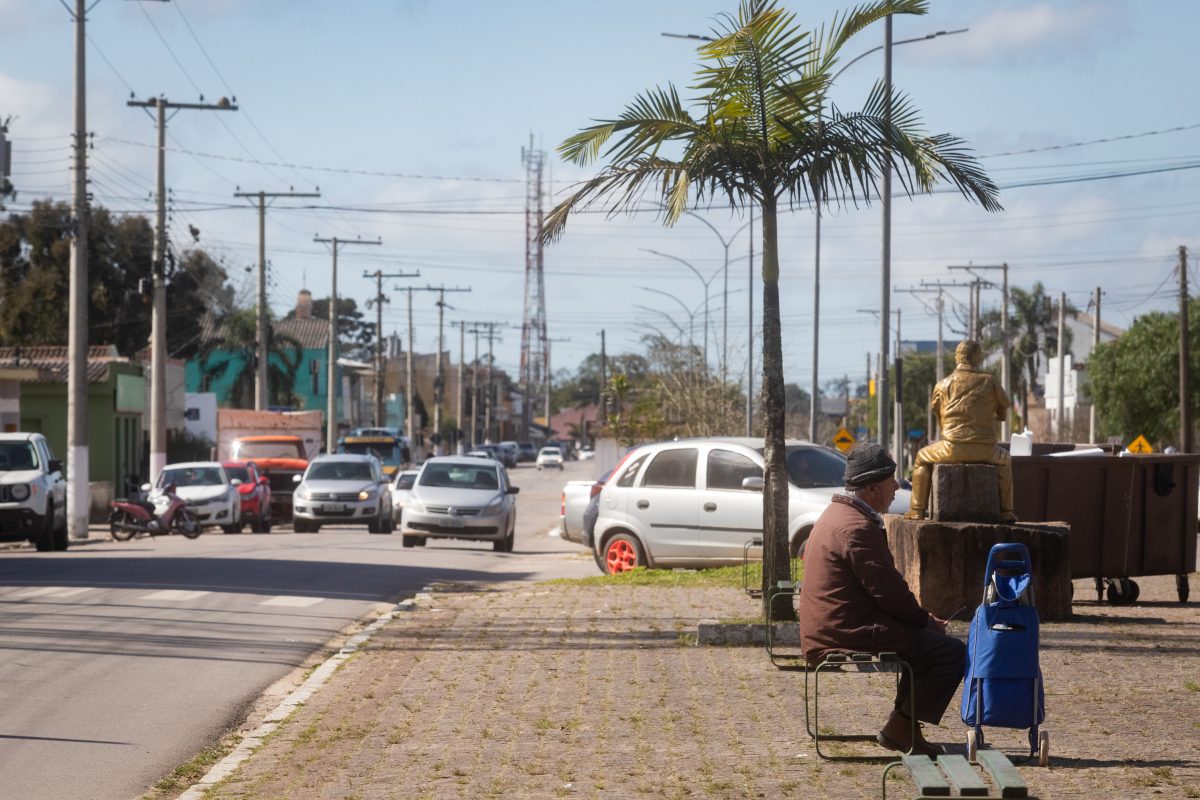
<box><xmin>259</xmin><ymin>596</ymin><xmax>324</xmax><ymax>608</ymax></box>
<box><xmin>14</xmin><ymin>586</ymin><xmax>91</xmax><ymax>598</ymax></box>
<box><xmin>139</xmin><ymin>590</ymin><xmax>210</xmax><ymax>601</ymax></box>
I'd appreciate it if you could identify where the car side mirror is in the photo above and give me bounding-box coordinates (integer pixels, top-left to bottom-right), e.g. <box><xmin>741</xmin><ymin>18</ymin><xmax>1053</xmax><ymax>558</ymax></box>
<box><xmin>292</xmin><ymin>474</ymin><xmax>302</xmax><ymax>483</ymax></box>
<box><xmin>230</xmin><ymin>478</ymin><xmax>242</xmax><ymax>486</ymax></box>
<box><xmin>140</xmin><ymin>482</ymin><xmax>152</xmax><ymax>493</ymax></box>
<box><xmin>259</xmin><ymin>476</ymin><xmax>269</xmax><ymax>485</ymax></box>
<box><xmin>741</xmin><ymin>476</ymin><xmax>765</xmax><ymax>492</ymax></box>
<box><xmin>49</xmin><ymin>458</ymin><xmax>63</xmax><ymax>473</ymax></box>
<box><xmin>507</xmin><ymin>486</ymin><xmax>520</xmax><ymax>494</ymax></box>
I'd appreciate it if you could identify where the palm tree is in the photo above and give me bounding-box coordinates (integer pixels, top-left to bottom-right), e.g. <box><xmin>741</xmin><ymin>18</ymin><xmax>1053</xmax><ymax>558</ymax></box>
<box><xmin>200</xmin><ymin>309</ymin><xmax>304</xmax><ymax>409</ymax></box>
<box><xmin>544</xmin><ymin>0</ymin><xmax>1000</xmax><ymax>608</ymax></box>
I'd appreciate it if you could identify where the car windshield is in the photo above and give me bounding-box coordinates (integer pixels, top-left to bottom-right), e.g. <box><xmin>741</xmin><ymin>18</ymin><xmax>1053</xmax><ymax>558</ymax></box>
<box><xmin>308</xmin><ymin>461</ymin><xmax>373</xmax><ymax>481</ymax></box>
<box><xmin>769</xmin><ymin>446</ymin><xmax>847</xmax><ymax>489</ymax></box>
<box><xmin>394</xmin><ymin>473</ymin><xmax>417</xmax><ymax>490</ymax></box>
<box><xmin>225</xmin><ymin>466</ymin><xmax>250</xmax><ymax>482</ymax></box>
<box><xmin>419</xmin><ymin>463</ymin><xmax>500</xmax><ymax>490</ymax></box>
<box><xmin>160</xmin><ymin>466</ymin><xmax>225</xmax><ymax>487</ymax></box>
<box><xmin>0</xmin><ymin>442</ymin><xmax>39</xmax><ymax>471</ymax></box>
<box><xmin>235</xmin><ymin>441</ymin><xmax>303</xmax><ymax>459</ymax></box>
<box><xmin>539</xmin><ymin>448</ymin><xmax>560</xmax><ymax>456</ymax></box>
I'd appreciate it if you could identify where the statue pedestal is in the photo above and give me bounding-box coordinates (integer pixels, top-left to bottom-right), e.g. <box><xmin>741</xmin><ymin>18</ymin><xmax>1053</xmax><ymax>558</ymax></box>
<box><xmin>931</xmin><ymin>464</ymin><xmax>1000</xmax><ymax>522</ymax></box>
<box><xmin>884</xmin><ymin>516</ymin><xmax>1072</xmax><ymax>621</ymax></box>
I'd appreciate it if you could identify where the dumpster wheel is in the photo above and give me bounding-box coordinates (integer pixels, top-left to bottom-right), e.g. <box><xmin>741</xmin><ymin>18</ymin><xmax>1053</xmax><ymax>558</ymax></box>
<box><xmin>1177</xmin><ymin>574</ymin><xmax>1190</xmax><ymax>603</ymax></box>
<box><xmin>1105</xmin><ymin>577</ymin><xmax>1140</xmax><ymax>605</ymax></box>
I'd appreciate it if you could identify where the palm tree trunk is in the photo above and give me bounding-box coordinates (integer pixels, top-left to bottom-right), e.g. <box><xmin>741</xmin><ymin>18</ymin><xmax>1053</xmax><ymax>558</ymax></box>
<box><xmin>759</xmin><ymin>195</ymin><xmax>792</xmax><ymax>621</ymax></box>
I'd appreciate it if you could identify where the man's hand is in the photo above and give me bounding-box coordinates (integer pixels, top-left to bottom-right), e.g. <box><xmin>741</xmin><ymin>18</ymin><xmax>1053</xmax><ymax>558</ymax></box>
<box><xmin>928</xmin><ymin>614</ymin><xmax>948</xmax><ymax>635</ymax></box>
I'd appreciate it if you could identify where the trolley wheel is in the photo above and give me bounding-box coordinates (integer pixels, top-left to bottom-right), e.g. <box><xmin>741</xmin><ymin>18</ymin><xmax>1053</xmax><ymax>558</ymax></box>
<box><xmin>1177</xmin><ymin>574</ymin><xmax>1190</xmax><ymax>603</ymax></box>
<box><xmin>966</xmin><ymin>729</ymin><xmax>978</xmax><ymax>763</ymax></box>
<box><xmin>1038</xmin><ymin>730</ymin><xmax>1050</xmax><ymax>767</ymax></box>
<box><xmin>1106</xmin><ymin>578</ymin><xmax>1138</xmax><ymax>605</ymax></box>
<box><xmin>1129</xmin><ymin>579</ymin><xmax>1141</xmax><ymax>603</ymax></box>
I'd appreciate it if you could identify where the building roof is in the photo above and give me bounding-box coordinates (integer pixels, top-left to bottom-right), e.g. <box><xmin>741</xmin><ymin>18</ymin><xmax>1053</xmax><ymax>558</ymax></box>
<box><xmin>0</xmin><ymin>345</ymin><xmax>129</xmax><ymax>384</ymax></box>
<box><xmin>274</xmin><ymin>317</ymin><xmax>329</xmax><ymax>349</ymax></box>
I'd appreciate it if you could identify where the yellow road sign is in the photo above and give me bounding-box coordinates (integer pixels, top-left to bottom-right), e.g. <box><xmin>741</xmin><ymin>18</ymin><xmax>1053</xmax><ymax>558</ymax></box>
<box><xmin>833</xmin><ymin>427</ymin><xmax>856</xmax><ymax>453</ymax></box>
<box><xmin>1127</xmin><ymin>434</ymin><xmax>1153</xmax><ymax>454</ymax></box>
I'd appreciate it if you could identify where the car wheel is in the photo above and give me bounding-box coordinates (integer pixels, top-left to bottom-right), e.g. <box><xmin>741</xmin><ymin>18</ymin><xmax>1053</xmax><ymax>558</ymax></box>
<box><xmin>402</xmin><ymin>534</ymin><xmax>418</xmax><ymax>548</ymax></box>
<box><xmin>261</xmin><ymin>514</ymin><xmax>272</xmax><ymax>533</ymax></box>
<box><xmin>601</xmin><ymin>532</ymin><xmax>644</xmax><ymax>574</ymax></box>
<box><xmin>223</xmin><ymin>523</ymin><xmax>244</xmax><ymax>534</ymax></box>
<box><xmin>35</xmin><ymin>502</ymin><xmax>55</xmax><ymax>552</ymax></box>
<box><xmin>493</xmin><ymin>520</ymin><xmax>515</xmax><ymax>552</ymax></box>
<box><xmin>294</xmin><ymin>519</ymin><xmax>311</xmax><ymax>533</ymax></box>
<box><xmin>52</xmin><ymin>505</ymin><xmax>69</xmax><ymax>551</ymax></box>
<box><xmin>789</xmin><ymin>529</ymin><xmax>811</xmax><ymax>560</ymax></box>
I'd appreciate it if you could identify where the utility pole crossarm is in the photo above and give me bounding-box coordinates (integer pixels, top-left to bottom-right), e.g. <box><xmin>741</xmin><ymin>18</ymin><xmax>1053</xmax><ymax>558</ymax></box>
<box><xmin>363</xmin><ymin>268</ymin><xmax>419</xmax><ymax>427</ymax></box>
<box><xmin>948</xmin><ymin>263</ymin><xmax>1011</xmax><ymax>439</ymax></box>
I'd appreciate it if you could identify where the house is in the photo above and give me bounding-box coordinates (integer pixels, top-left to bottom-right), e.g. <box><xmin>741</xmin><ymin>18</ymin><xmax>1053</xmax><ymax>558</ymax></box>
<box><xmin>0</xmin><ymin>345</ymin><xmax>146</xmax><ymax>518</ymax></box>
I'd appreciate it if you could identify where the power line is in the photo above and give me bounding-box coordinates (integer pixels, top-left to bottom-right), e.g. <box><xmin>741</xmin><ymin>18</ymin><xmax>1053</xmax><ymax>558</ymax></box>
<box><xmin>980</xmin><ymin>121</ymin><xmax>1200</xmax><ymax>160</ymax></box>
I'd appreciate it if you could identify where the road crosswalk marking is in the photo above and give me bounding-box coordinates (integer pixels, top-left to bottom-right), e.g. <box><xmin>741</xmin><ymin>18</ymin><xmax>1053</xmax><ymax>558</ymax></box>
<box><xmin>14</xmin><ymin>586</ymin><xmax>92</xmax><ymax>598</ymax></box>
<box><xmin>139</xmin><ymin>590</ymin><xmax>210</xmax><ymax>601</ymax></box>
<box><xmin>259</xmin><ymin>595</ymin><xmax>324</xmax><ymax>607</ymax></box>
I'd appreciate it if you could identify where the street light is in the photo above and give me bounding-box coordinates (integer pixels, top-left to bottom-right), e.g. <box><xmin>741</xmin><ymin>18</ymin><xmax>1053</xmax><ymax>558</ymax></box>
<box><xmin>641</xmin><ymin>248</ymin><xmax>722</xmax><ymax>371</ymax></box>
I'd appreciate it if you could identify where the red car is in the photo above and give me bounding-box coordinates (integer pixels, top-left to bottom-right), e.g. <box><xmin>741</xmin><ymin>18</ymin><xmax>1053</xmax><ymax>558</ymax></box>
<box><xmin>223</xmin><ymin>461</ymin><xmax>272</xmax><ymax>533</ymax></box>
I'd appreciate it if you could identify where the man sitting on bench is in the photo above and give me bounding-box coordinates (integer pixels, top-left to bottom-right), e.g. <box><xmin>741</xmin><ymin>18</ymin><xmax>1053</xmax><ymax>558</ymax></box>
<box><xmin>799</xmin><ymin>443</ymin><xmax>965</xmax><ymax>757</ymax></box>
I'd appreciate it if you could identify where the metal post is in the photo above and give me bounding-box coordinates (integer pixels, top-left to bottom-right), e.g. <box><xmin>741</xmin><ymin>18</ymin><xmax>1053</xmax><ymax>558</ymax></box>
<box><xmin>1180</xmin><ymin>247</ymin><xmax>1191</xmax><ymax>453</ymax></box>
<box><xmin>879</xmin><ymin>16</ymin><xmax>893</xmax><ymax>453</ymax></box>
<box><xmin>406</xmin><ymin>287</ymin><xmax>414</xmax><ymax>446</ymax></box>
<box><xmin>1090</xmin><ymin>286</ymin><xmax>1100</xmax><ymax>444</ymax></box>
<box><xmin>810</xmin><ymin>189</ymin><xmax>821</xmax><ymax>443</ymax></box>
<box><xmin>470</xmin><ymin>326</ymin><xmax>480</xmax><ymax>448</ymax></box>
<box><xmin>457</xmin><ymin>321</ymin><xmax>465</xmax><ymax>454</ymax></box>
<box><xmin>1057</xmin><ymin>291</ymin><xmax>1066</xmax><ymax>442</ymax></box>
<box><xmin>1000</xmin><ymin>263</ymin><xmax>1010</xmax><ymax>440</ymax></box>
<box><xmin>67</xmin><ymin>0</ymin><xmax>89</xmax><ymax>539</ymax></box>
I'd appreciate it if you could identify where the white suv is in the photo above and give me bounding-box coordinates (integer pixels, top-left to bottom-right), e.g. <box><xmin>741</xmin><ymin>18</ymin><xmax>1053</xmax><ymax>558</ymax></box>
<box><xmin>0</xmin><ymin>433</ymin><xmax>68</xmax><ymax>551</ymax></box>
<box><xmin>591</xmin><ymin>437</ymin><xmax>911</xmax><ymax>574</ymax></box>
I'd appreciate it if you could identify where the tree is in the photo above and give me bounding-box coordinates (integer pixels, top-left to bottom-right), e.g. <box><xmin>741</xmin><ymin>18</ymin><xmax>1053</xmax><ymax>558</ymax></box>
<box><xmin>544</xmin><ymin>0</ymin><xmax>1000</xmax><ymax>610</ymax></box>
<box><xmin>1090</xmin><ymin>307</ymin><xmax>1200</xmax><ymax>448</ymax></box>
<box><xmin>552</xmin><ymin>351</ymin><xmax>650</xmax><ymax>410</ymax></box>
<box><xmin>198</xmin><ymin>308</ymin><xmax>304</xmax><ymax>409</ymax></box>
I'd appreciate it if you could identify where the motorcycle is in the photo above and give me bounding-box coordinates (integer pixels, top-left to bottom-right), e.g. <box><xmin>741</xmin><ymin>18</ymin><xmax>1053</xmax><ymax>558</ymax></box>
<box><xmin>109</xmin><ymin>480</ymin><xmax>201</xmax><ymax>541</ymax></box>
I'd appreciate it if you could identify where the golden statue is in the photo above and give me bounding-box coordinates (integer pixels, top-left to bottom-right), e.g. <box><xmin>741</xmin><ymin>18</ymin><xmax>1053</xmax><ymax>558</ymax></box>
<box><xmin>905</xmin><ymin>340</ymin><xmax>1015</xmax><ymax>522</ymax></box>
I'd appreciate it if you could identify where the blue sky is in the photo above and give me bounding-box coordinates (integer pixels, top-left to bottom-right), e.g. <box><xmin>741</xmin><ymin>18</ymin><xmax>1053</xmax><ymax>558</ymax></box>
<box><xmin>2</xmin><ymin>0</ymin><xmax>1198</xmax><ymax>399</ymax></box>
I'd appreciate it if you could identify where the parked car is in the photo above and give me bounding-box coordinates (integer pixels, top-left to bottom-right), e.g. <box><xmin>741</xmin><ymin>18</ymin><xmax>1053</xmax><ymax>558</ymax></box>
<box><xmin>291</xmin><ymin>454</ymin><xmax>394</xmax><ymax>534</ymax></box>
<box><xmin>560</xmin><ymin>467</ymin><xmax>614</xmax><ymax>546</ymax></box>
<box><xmin>590</xmin><ymin>437</ymin><xmax>912</xmax><ymax>574</ymax></box>
<box><xmin>391</xmin><ymin>469</ymin><xmax>420</xmax><ymax>523</ymax></box>
<box><xmin>398</xmin><ymin>456</ymin><xmax>519</xmax><ymax>551</ymax></box>
<box><xmin>578</xmin><ymin>446</ymin><xmax>595</xmax><ymax>461</ymax></box>
<box><xmin>152</xmin><ymin>462</ymin><xmax>240</xmax><ymax>531</ymax></box>
<box><xmin>517</xmin><ymin>442</ymin><xmax>537</xmax><ymax>463</ymax></box>
<box><xmin>0</xmin><ymin>432</ymin><xmax>67</xmax><ymax>551</ymax></box>
<box><xmin>536</xmin><ymin>446</ymin><xmax>565</xmax><ymax>470</ymax></box>
<box><xmin>223</xmin><ymin>461</ymin><xmax>272</xmax><ymax>533</ymax></box>
<box><xmin>468</xmin><ymin>444</ymin><xmax>500</xmax><ymax>461</ymax></box>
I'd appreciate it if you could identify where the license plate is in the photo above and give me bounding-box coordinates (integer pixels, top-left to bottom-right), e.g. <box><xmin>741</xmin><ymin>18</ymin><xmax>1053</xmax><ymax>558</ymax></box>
<box><xmin>322</xmin><ymin>503</ymin><xmax>346</xmax><ymax>513</ymax></box>
<box><xmin>438</xmin><ymin>516</ymin><xmax>463</xmax><ymax>528</ymax></box>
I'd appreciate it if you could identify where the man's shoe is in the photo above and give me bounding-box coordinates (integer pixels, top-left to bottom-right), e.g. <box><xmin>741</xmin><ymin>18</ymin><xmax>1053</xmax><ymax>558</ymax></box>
<box><xmin>877</xmin><ymin>731</ymin><xmax>943</xmax><ymax>757</ymax></box>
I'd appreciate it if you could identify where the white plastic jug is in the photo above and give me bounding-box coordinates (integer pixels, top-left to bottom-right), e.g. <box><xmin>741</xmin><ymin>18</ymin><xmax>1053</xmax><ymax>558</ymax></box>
<box><xmin>1010</xmin><ymin>427</ymin><xmax>1033</xmax><ymax>457</ymax></box>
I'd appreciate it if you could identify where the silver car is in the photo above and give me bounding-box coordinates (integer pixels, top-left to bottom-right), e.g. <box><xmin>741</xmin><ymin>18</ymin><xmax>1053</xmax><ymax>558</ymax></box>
<box><xmin>391</xmin><ymin>469</ymin><xmax>420</xmax><ymax>523</ymax></box>
<box><xmin>591</xmin><ymin>437</ymin><xmax>912</xmax><ymax>574</ymax></box>
<box><xmin>292</xmin><ymin>454</ymin><xmax>394</xmax><ymax>534</ymax></box>
<box><xmin>152</xmin><ymin>461</ymin><xmax>240</xmax><ymax>531</ymax></box>
<box><xmin>399</xmin><ymin>456</ymin><xmax>519</xmax><ymax>551</ymax></box>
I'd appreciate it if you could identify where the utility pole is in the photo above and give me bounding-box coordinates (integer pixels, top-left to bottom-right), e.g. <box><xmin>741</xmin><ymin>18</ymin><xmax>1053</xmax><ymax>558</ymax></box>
<box><xmin>893</xmin><ymin>307</ymin><xmax>903</xmax><ymax>480</ymax></box>
<box><xmin>949</xmin><ymin>264</ymin><xmax>1009</xmax><ymax>439</ymax></box>
<box><xmin>127</xmin><ymin>94</ymin><xmax>237</xmax><ymax>482</ymax></box>
<box><xmin>430</xmin><ymin>286</ymin><xmax>470</xmax><ymax>450</ymax></box>
<box><xmin>1180</xmin><ymin>246</ymin><xmax>1191</xmax><ymax>453</ymax></box>
<box><xmin>469</xmin><ymin>325</ymin><xmax>480</xmax><ymax>447</ymax></box>
<box><xmin>1056</xmin><ymin>291</ymin><xmax>1066</xmax><ymax>442</ymax></box>
<box><xmin>235</xmin><ymin>189</ymin><xmax>320</xmax><ymax>410</ymax></box>
<box><xmin>314</xmin><ymin>235</ymin><xmax>380</xmax><ymax>453</ymax></box>
<box><xmin>879</xmin><ymin>16</ymin><xmax>893</xmax><ymax>454</ymax></box>
<box><xmin>599</xmin><ymin>329</ymin><xmax>608</xmax><ymax>426</ymax></box>
<box><xmin>457</xmin><ymin>321</ymin><xmax>466</xmax><ymax>453</ymax></box>
<box><xmin>66</xmin><ymin>0</ymin><xmax>90</xmax><ymax>539</ymax></box>
<box><xmin>362</xmin><ymin>268</ymin><xmax>419</xmax><ymax>426</ymax></box>
<box><xmin>405</xmin><ymin>288</ymin><xmax>415</xmax><ymax>446</ymax></box>
<box><xmin>544</xmin><ymin>336</ymin><xmax>571</xmax><ymax>437</ymax></box>
<box><xmin>1090</xmin><ymin>286</ymin><xmax>1101</xmax><ymax>444</ymax></box>
<box><xmin>481</xmin><ymin>324</ymin><xmax>501</xmax><ymax>442</ymax></box>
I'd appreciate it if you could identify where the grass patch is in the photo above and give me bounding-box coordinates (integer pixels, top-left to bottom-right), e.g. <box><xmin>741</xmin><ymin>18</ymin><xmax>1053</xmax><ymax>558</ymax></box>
<box><xmin>1185</xmin><ymin>680</ymin><xmax>1199</xmax><ymax>693</ymax></box>
<box><xmin>542</xmin><ymin>560</ymin><xmax>803</xmax><ymax>589</ymax></box>
<box><xmin>142</xmin><ymin>731</ymin><xmax>243</xmax><ymax>799</ymax></box>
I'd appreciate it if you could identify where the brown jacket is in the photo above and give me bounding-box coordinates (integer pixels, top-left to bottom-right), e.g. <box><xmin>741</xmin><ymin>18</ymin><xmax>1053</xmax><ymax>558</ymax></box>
<box><xmin>931</xmin><ymin>365</ymin><xmax>1010</xmax><ymax>444</ymax></box>
<box><xmin>799</xmin><ymin>495</ymin><xmax>931</xmax><ymax>662</ymax></box>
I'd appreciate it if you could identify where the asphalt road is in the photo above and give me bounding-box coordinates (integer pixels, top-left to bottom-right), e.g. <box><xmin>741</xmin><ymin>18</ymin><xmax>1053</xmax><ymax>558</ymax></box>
<box><xmin>0</xmin><ymin>459</ymin><xmax>601</xmax><ymax>800</ymax></box>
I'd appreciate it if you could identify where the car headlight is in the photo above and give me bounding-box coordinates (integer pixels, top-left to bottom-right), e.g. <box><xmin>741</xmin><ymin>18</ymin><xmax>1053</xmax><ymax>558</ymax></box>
<box><xmin>482</xmin><ymin>496</ymin><xmax>505</xmax><ymax>516</ymax></box>
<box><xmin>358</xmin><ymin>488</ymin><xmax>378</xmax><ymax>502</ymax></box>
<box><xmin>295</xmin><ymin>486</ymin><xmax>311</xmax><ymax>501</ymax></box>
<box><xmin>9</xmin><ymin>484</ymin><xmax>29</xmax><ymax>501</ymax></box>
<box><xmin>406</xmin><ymin>498</ymin><xmax>424</xmax><ymax>514</ymax></box>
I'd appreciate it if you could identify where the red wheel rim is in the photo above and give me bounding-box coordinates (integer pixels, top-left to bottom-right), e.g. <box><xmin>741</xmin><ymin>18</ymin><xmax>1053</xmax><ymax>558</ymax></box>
<box><xmin>605</xmin><ymin>539</ymin><xmax>637</xmax><ymax>573</ymax></box>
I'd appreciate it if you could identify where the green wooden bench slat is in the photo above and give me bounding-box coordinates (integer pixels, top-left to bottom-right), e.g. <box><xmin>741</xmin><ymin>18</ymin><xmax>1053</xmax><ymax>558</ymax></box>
<box><xmin>937</xmin><ymin>754</ymin><xmax>990</xmax><ymax>797</ymax></box>
<box><xmin>977</xmin><ymin>750</ymin><xmax>1029</xmax><ymax>798</ymax></box>
<box><xmin>900</xmin><ymin>755</ymin><xmax>951</xmax><ymax>797</ymax></box>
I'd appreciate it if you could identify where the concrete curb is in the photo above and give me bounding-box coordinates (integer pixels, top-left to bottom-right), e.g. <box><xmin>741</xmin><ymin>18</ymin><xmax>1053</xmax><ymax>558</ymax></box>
<box><xmin>696</xmin><ymin>619</ymin><xmax>800</xmax><ymax>646</ymax></box>
<box><xmin>176</xmin><ymin>594</ymin><xmax>428</xmax><ymax>800</ymax></box>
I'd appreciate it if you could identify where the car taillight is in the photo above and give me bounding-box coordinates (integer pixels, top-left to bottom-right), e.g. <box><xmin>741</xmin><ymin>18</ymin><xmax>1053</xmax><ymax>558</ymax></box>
<box><xmin>560</xmin><ymin>491</ymin><xmax>565</xmax><ymax>516</ymax></box>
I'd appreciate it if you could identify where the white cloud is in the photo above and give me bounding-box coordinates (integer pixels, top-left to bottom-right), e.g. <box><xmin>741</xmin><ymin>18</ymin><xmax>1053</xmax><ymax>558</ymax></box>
<box><xmin>933</xmin><ymin>2</ymin><xmax>1128</xmax><ymax>66</ymax></box>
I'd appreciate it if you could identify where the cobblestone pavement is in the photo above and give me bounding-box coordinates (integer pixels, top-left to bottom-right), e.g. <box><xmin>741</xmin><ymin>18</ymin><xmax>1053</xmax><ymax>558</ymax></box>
<box><xmin>203</xmin><ymin>574</ymin><xmax>1199</xmax><ymax>799</ymax></box>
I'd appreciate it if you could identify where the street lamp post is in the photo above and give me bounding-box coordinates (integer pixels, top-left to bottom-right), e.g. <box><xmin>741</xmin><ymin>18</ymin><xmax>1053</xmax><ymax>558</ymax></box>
<box><xmin>641</xmin><ymin>248</ymin><xmax>721</xmax><ymax>373</ymax></box>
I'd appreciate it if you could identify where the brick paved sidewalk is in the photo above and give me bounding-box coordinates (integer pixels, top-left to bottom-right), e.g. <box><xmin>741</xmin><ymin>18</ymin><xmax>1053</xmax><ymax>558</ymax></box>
<box><xmin>201</xmin><ymin>575</ymin><xmax>1199</xmax><ymax>800</ymax></box>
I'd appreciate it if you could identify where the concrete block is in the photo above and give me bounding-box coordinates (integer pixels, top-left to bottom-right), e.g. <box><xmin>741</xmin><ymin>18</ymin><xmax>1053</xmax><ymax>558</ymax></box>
<box><xmin>884</xmin><ymin>516</ymin><xmax>1072</xmax><ymax>621</ymax></box>
<box><xmin>931</xmin><ymin>463</ymin><xmax>1001</xmax><ymax>523</ymax></box>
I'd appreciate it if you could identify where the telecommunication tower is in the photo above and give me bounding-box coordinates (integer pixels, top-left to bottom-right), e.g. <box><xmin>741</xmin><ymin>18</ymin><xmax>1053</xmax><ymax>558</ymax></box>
<box><xmin>519</xmin><ymin>137</ymin><xmax>549</xmax><ymax>437</ymax></box>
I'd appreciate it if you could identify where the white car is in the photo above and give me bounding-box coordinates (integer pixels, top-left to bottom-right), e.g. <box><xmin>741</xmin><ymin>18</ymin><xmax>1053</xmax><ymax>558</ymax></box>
<box><xmin>399</xmin><ymin>456</ymin><xmax>518</xmax><ymax>551</ymax></box>
<box><xmin>536</xmin><ymin>446</ymin><xmax>564</xmax><ymax>470</ymax></box>
<box><xmin>292</xmin><ymin>454</ymin><xmax>394</xmax><ymax>534</ymax></box>
<box><xmin>152</xmin><ymin>461</ymin><xmax>240</xmax><ymax>531</ymax></box>
<box><xmin>590</xmin><ymin>437</ymin><xmax>912</xmax><ymax>574</ymax></box>
<box><xmin>391</xmin><ymin>469</ymin><xmax>420</xmax><ymax>523</ymax></box>
<box><xmin>0</xmin><ymin>432</ymin><xmax>68</xmax><ymax>551</ymax></box>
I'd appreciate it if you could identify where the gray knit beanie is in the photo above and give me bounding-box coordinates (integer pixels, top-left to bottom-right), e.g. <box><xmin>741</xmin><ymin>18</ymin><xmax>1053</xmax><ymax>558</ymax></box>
<box><xmin>843</xmin><ymin>443</ymin><xmax>896</xmax><ymax>489</ymax></box>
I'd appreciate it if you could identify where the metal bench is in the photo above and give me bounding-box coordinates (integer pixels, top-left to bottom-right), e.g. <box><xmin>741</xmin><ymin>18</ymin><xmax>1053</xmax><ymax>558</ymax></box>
<box><xmin>805</xmin><ymin>651</ymin><xmax>915</xmax><ymax>761</ymax></box>
<box><xmin>763</xmin><ymin>579</ymin><xmax>804</xmax><ymax>668</ymax></box>
<box><xmin>742</xmin><ymin>537</ymin><xmax>763</xmax><ymax>597</ymax></box>
<box><xmin>882</xmin><ymin>750</ymin><xmax>1033</xmax><ymax>799</ymax></box>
